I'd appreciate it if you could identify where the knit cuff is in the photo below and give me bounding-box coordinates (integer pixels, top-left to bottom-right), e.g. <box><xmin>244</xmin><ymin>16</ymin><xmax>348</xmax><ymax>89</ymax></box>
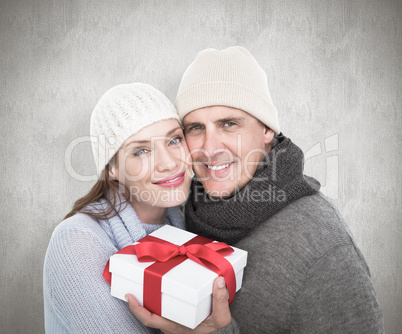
<box><xmin>213</xmin><ymin>318</ymin><xmax>240</xmax><ymax>334</ymax></box>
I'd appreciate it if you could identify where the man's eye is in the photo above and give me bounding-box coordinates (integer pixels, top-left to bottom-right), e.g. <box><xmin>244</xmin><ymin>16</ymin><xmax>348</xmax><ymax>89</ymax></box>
<box><xmin>224</xmin><ymin>122</ymin><xmax>236</xmax><ymax>127</ymax></box>
<box><xmin>133</xmin><ymin>148</ymin><xmax>148</xmax><ymax>156</ymax></box>
<box><xmin>185</xmin><ymin>125</ymin><xmax>202</xmax><ymax>133</ymax></box>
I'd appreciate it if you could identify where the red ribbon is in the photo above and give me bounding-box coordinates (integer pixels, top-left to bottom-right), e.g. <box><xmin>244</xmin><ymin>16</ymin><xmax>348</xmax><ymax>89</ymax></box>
<box><xmin>103</xmin><ymin>234</ymin><xmax>237</xmax><ymax>316</ymax></box>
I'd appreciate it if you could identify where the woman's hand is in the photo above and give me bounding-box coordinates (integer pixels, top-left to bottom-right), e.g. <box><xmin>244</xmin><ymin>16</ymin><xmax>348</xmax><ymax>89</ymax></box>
<box><xmin>126</xmin><ymin>276</ymin><xmax>232</xmax><ymax>334</ymax></box>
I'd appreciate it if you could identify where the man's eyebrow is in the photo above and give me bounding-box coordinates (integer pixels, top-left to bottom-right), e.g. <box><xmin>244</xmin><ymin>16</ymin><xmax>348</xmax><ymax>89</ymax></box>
<box><xmin>215</xmin><ymin>116</ymin><xmax>245</xmax><ymax>124</ymax></box>
<box><xmin>183</xmin><ymin>121</ymin><xmax>202</xmax><ymax>128</ymax></box>
<box><xmin>184</xmin><ymin>117</ymin><xmax>246</xmax><ymax>128</ymax></box>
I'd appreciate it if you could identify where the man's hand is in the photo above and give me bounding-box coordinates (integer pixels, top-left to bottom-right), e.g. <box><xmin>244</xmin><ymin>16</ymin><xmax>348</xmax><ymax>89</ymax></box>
<box><xmin>126</xmin><ymin>276</ymin><xmax>232</xmax><ymax>334</ymax></box>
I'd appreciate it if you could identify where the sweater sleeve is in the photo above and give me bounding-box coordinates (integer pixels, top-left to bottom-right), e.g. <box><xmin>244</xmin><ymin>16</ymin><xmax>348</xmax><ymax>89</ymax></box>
<box><xmin>213</xmin><ymin>319</ymin><xmax>240</xmax><ymax>334</ymax></box>
<box><xmin>43</xmin><ymin>219</ymin><xmax>154</xmax><ymax>334</ymax></box>
<box><xmin>292</xmin><ymin>244</ymin><xmax>384</xmax><ymax>334</ymax></box>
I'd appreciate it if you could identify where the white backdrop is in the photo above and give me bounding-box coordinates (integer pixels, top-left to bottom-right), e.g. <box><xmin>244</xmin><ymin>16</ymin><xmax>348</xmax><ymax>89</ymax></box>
<box><xmin>1</xmin><ymin>0</ymin><xmax>401</xmax><ymax>333</ymax></box>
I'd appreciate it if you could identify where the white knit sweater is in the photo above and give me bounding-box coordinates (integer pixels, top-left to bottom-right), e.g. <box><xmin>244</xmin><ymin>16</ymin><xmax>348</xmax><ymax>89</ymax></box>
<box><xmin>43</xmin><ymin>198</ymin><xmax>185</xmax><ymax>333</ymax></box>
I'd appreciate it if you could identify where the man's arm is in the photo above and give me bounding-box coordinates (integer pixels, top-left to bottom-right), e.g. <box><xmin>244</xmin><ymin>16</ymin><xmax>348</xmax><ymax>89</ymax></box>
<box><xmin>293</xmin><ymin>244</ymin><xmax>384</xmax><ymax>333</ymax></box>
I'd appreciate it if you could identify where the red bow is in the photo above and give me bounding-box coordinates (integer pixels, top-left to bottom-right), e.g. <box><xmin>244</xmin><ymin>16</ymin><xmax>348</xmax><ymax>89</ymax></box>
<box><xmin>103</xmin><ymin>234</ymin><xmax>237</xmax><ymax>316</ymax></box>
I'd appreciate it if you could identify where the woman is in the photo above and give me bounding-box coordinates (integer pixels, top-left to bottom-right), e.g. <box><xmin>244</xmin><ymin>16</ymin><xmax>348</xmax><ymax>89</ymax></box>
<box><xmin>43</xmin><ymin>83</ymin><xmax>234</xmax><ymax>333</ymax></box>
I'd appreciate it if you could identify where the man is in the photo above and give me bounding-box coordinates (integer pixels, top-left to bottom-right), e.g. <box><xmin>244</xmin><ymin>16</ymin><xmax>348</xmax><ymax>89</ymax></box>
<box><xmin>129</xmin><ymin>47</ymin><xmax>384</xmax><ymax>333</ymax></box>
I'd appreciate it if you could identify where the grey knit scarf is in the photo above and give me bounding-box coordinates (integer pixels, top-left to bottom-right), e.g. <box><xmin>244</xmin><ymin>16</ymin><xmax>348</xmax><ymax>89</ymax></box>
<box><xmin>185</xmin><ymin>136</ymin><xmax>320</xmax><ymax>244</ymax></box>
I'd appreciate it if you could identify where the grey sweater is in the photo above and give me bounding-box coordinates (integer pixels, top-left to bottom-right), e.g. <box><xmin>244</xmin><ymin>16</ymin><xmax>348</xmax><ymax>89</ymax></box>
<box><xmin>186</xmin><ymin>137</ymin><xmax>384</xmax><ymax>333</ymax></box>
<box><xmin>230</xmin><ymin>192</ymin><xmax>384</xmax><ymax>333</ymax></box>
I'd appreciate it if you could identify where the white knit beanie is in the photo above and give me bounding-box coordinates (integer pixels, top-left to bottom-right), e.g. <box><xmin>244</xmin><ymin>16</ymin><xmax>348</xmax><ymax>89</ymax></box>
<box><xmin>90</xmin><ymin>83</ymin><xmax>180</xmax><ymax>175</ymax></box>
<box><xmin>175</xmin><ymin>46</ymin><xmax>280</xmax><ymax>134</ymax></box>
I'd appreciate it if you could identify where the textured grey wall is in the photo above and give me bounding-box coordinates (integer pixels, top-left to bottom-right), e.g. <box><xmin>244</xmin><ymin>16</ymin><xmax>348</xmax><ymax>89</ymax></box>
<box><xmin>1</xmin><ymin>0</ymin><xmax>401</xmax><ymax>333</ymax></box>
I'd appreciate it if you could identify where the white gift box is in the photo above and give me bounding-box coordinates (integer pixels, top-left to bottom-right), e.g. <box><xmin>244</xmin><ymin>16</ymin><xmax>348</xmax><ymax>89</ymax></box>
<box><xmin>109</xmin><ymin>225</ymin><xmax>247</xmax><ymax>329</ymax></box>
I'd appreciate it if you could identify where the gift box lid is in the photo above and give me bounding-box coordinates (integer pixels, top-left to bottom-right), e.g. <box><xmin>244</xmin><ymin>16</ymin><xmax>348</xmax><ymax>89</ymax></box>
<box><xmin>109</xmin><ymin>225</ymin><xmax>248</xmax><ymax>305</ymax></box>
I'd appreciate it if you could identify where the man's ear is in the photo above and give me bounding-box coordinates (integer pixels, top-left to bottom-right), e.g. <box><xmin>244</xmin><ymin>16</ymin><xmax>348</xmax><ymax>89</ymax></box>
<box><xmin>263</xmin><ymin>127</ymin><xmax>275</xmax><ymax>145</ymax></box>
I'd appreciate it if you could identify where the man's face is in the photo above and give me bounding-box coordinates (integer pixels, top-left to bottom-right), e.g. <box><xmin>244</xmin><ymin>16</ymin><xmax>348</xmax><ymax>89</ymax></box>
<box><xmin>183</xmin><ymin>106</ymin><xmax>274</xmax><ymax>198</ymax></box>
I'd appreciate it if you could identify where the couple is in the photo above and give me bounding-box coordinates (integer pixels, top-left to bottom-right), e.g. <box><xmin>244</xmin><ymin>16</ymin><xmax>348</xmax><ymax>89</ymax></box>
<box><xmin>43</xmin><ymin>47</ymin><xmax>384</xmax><ymax>333</ymax></box>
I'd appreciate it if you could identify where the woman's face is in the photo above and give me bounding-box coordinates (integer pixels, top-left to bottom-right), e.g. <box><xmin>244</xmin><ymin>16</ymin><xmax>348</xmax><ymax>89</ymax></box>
<box><xmin>111</xmin><ymin>119</ymin><xmax>192</xmax><ymax>209</ymax></box>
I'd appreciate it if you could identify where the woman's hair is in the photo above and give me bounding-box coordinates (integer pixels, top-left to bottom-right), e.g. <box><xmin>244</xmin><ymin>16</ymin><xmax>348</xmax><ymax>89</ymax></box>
<box><xmin>64</xmin><ymin>162</ymin><xmax>127</xmax><ymax>221</ymax></box>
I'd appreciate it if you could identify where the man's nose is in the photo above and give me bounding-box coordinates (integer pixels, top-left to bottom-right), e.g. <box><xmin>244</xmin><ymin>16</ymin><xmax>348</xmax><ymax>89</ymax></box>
<box><xmin>202</xmin><ymin>128</ymin><xmax>225</xmax><ymax>158</ymax></box>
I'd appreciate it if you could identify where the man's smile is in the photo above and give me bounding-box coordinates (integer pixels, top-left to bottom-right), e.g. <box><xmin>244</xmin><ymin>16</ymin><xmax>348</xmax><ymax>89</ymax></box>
<box><xmin>205</xmin><ymin>162</ymin><xmax>234</xmax><ymax>171</ymax></box>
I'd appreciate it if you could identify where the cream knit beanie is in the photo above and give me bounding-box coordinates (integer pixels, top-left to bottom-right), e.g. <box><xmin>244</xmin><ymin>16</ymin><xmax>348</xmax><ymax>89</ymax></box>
<box><xmin>90</xmin><ymin>83</ymin><xmax>180</xmax><ymax>175</ymax></box>
<box><xmin>175</xmin><ymin>46</ymin><xmax>280</xmax><ymax>134</ymax></box>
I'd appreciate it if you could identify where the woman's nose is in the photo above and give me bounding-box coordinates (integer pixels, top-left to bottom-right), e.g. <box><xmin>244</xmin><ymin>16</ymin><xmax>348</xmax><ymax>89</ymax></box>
<box><xmin>154</xmin><ymin>148</ymin><xmax>179</xmax><ymax>173</ymax></box>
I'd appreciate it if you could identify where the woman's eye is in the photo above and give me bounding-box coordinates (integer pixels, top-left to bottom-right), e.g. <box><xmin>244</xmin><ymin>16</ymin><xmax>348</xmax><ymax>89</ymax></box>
<box><xmin>169</xmin><ymin>136</ymin><xmax>182</xmax><ymax>145</ymax></box>
<box><xmin>133</xmin><ymin>148</ymin><xmax>148</xmax><ymax>156</ymax></box>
